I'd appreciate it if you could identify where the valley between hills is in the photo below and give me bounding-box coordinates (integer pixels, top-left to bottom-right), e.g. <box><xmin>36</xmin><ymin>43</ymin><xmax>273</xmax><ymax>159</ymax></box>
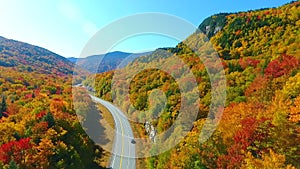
<box><xmin>0</xmin><ymin>1</ymin><xmax>299</xmax><ymax>169</ymax></box>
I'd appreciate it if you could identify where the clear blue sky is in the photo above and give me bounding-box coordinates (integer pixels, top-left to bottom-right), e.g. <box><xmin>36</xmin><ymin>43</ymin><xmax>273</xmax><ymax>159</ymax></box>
<box><xmin>0</xmin><ymin>0</ymin><xmax>292</xmax><ymax>57</ymax></box>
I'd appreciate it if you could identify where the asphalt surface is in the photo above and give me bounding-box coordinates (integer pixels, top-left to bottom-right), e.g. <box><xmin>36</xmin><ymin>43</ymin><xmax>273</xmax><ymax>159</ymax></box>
<box><xmin>90</xmin><ymin>95</ymin><xmax>136</xmax><ymax>169</ymax></box>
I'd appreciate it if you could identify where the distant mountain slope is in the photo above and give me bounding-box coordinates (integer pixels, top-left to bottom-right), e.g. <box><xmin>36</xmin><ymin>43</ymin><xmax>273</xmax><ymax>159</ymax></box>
<box><xmin>0</xmin><ymin>36</ymin><xmax>83</xmax><ymax>75</ymax></box>
<box><xmin>69</xmin><ymin>51</ymin><xmax>152</xmax><ymax>73</ymax></box>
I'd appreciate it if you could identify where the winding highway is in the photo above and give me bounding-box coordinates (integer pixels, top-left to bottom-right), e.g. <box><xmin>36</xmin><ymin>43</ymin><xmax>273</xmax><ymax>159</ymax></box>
<box><xmin>90</xmin><ymin>95</ymin><xmax>136</xmax><ymax>169</ymax></box>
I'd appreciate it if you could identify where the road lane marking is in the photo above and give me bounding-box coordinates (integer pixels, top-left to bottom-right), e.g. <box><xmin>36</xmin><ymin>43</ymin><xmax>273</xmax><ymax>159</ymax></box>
<box><xmin>115</xmin><ymin>107</ymin><xmax>125</xmax><ymax>169</ymax></box>
<box><xmin>110</xmin><ymin>107</ymin><xmax>117</xmax><ymax>168</ymax></box>
<box><xmin>92</xmin><ymin>97</ymin><xmax>119</xmax><ymax>168</ymax></box>
<box><xmin>125</xmin><ymin>119</ymin><xmax>132</xmax><ymax>169</ymax></box>
<box><xmin>91</xmin><ymin>95</ymin><xmax>134</xmax><ymax>169</ymax></box>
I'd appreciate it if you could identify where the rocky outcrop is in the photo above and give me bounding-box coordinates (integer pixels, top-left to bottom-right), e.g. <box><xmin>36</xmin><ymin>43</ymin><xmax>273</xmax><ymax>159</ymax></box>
<box><xmin>144</xmin><ymin>121</ymin><xmax>156</xmax><ymax>143</ymax></box>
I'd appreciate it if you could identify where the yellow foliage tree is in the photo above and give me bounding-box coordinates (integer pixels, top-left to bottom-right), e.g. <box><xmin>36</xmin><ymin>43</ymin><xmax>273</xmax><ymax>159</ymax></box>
<box><xmin>289</xmin><ymin>95</ymin><xmax>300</xmax><ymax>123</ymax></box>
<box><xmin>241</xmin><ymin>149</ymin><xmax>296</xmax><ymax>169</ymax></box>
<box><xmin>30</xmin><ymin>138</ymin><xmax>55</xmax><ymax>169</ymax></box>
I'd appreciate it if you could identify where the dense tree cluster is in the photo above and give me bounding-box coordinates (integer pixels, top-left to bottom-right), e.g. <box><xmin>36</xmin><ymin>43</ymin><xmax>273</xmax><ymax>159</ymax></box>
<box><xmin>87</xmin><ymin>1</ymin><xmax>300</xmax><ymax>168</ymax></box>
<box><xmin>0</xmin><ymin>67</ymin><xmax>104</xmax><ymax>169</ymax></box>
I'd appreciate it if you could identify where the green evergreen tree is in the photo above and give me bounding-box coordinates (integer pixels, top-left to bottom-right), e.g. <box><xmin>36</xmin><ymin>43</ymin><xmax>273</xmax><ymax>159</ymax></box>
<box><xmin>42</xmin><ymin>112</ymin><xmax>55</xmax><ymax>128</ymax></box>
<box><xmin>0</xmin><ymin>94</ymin><xmax>7</xmax><ymax>118</ymax></box>
<box><xmin>8</xmin><ymin>160</ymin><xmax>19</xmax><ymax>169</ymax></box>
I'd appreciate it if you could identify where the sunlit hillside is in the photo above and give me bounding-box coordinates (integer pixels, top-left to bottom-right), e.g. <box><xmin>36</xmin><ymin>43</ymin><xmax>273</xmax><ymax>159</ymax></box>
<box><xmin>86</xmin><ymin>2</ymin><xmax>300</xmax><ymax>168</ymax></box>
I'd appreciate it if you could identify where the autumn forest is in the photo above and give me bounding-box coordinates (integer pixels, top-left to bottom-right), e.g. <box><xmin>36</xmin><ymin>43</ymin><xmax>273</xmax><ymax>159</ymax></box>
<box><xmin>0</xmin><ymin>1</ymin><xmax>299</xmax><ymax>169</ymax></box>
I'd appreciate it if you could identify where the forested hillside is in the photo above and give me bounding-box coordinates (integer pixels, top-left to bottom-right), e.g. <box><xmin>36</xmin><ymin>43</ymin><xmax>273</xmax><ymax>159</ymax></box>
<box><xmin>85</xmin><ymin>1</ymin><xmax>300</xmax><ymax>168</ymax></box>
<box><xmin>0</xmin><ymin>36</ymin><xmax>85</xmax><ymax>75</ymax></box>
<box><xmin>0</xmin><ymin>67</ymin><xmax>107</xmax><ymax>168</ymax></box>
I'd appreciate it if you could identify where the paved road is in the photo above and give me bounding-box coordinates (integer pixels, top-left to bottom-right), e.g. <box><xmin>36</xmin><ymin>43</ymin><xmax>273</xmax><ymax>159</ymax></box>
<box><xmin>90</xmin><ymin>95</ymin><xmax>136</xmax><ymax>169</ymax></box>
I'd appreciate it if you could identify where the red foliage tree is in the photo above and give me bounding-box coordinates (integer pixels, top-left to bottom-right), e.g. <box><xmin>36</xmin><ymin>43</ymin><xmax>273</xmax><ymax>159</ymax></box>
<box><xmin>36</xmin><ymin>110</ymin><xmax>47</xmax><ymax>119</ymax></box>
<box><xmin>239</xmin><ymin>58</ymin><xmax>260</xmax><ymax>69</ymax></box>
<box><xmin>0</xmin><ymin>138</ymin><xmax>32</xmax><ymax>164</ymax></box>
<box><xmin>264</xmin><ymin>54</ymin><xmax>299</xmax><ymax>78</ymax></box>
<box><xmin>217</xmin><ymin>118</ymin><xmax>273</xmax><ymax>169</ymax></box>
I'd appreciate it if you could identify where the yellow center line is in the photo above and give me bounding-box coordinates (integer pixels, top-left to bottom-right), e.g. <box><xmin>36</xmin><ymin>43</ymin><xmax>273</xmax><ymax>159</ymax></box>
<box><xmin>91</xmin><ymin>96</ymin><xmax>126</xmax><ymax>169</ymax></box>
<box><xmin>116</xmin><ymin>110</ymin><xmax>125</xmax><ymax>169</ymax></box>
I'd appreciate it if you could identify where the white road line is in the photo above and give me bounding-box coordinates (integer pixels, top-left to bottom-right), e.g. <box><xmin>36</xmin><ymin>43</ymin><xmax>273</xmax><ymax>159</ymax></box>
<box><xmin>90</xmin><ymin>95</ymin><xmax>135</xmax><ymax>169</ymax></box>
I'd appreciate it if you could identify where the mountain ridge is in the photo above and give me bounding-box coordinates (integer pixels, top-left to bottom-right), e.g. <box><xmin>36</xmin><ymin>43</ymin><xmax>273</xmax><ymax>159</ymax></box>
<box><xmin>0</xmin><ymin>36</ymin><xmax>85</xmax><ymax>75</ymax></box>
<box><xmin>68</xmin><ymin>51</ymin><xmax>152</xmax><ymax>73</ymax></box>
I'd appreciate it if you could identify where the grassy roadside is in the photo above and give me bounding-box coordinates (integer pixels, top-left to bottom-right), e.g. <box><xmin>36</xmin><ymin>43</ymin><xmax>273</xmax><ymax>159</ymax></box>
<box><xmin>98</xmin><ymin>103</ymin><xmax>115</xmax><ymax>129</ymax></box>
<box><xmin>95</xmin><ymin>103</ymin><xmax>115</xmax><ymax>168</ymax></box>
